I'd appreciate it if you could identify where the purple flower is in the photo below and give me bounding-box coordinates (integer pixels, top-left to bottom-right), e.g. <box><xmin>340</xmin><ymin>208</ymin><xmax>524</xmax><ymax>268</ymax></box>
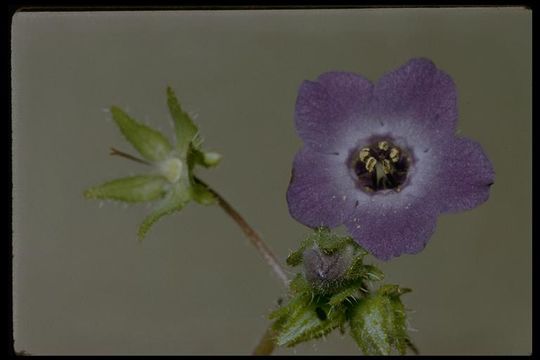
<box><xmin>286</xmin><ymin>58</ymin><xmax>494</xmax><ymax>260</ymax></box>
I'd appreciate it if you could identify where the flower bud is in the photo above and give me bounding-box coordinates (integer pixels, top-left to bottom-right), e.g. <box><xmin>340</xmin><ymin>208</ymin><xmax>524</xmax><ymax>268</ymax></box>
<box><xmin>302</xmin><ymin>244</ymin><xmax>354</xmax><ymax>290</ymax></box>
<box><xmin>202</xmin><ymin>151</ymin><xmax>222</xmax><ymax>167</ymax></box>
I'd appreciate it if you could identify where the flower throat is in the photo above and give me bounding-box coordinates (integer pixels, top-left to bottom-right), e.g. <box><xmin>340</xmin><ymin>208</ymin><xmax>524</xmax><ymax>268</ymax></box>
<box><xmin>353</xmin><ymin>140</ymin><xmax>411</xmax><ymax>193</ymax></box>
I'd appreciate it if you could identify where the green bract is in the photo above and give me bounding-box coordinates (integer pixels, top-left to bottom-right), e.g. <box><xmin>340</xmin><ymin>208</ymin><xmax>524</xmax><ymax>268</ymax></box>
<box><xmin>271</xmin><ymin>228</ymin><xmax>417</xmax><ymax>355</ymax></box>
<box><xmin>84</xmin><ymin>87</ymin><xmax>222</xmax><ymax>239</ymax></box>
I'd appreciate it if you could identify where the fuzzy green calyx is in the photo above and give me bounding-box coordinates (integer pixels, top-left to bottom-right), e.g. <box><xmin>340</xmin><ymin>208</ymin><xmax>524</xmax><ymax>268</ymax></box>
<box><xmin>271</xmin><ymin>228</ymin><xmax>417</xmax><ymax>355</ymax></box>
<box><xmin>349</xmin><ymin>285</ymin><xmax>412</xmax><ymax>355</ymax></box>
<box><xmin>84</xmin><ymin>87</ymin><xmax>220</xmax><ymax>239</ymax></box>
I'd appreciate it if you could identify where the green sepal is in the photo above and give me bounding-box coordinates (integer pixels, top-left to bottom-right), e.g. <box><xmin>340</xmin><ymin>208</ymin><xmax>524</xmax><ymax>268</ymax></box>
<box><xmin>378</xmin><ymin>284</ymin><xmax>412</xmax><ymax>297</ymax></box>
<box><xmin>343</xmin><ymin>259</ymin><xmax>383</xmax><ymax>284</ymax></box>
<box><xmin>286</xmin><ymin>235</ymin><xmax>314</xmax><ymax>267</ymax></box>
<box><xmin>190</xmin><ymin>180</ymin><xmax>217</xmax><ymax>205</ymax></box>
<box><xmin>269</xmin><ymin>293</ymin><xmax>307</xmax><ymax>322</ymax></box>
<box><xmin>328</xmin><ymin>285</ymin><xmax>361</xmax><ymax>307</ymax></box>
<box><xmin>285</xmin><ymin>250</ymin><xmax>303</xmax><ymax>267</ymax></box>
<box><xmin>288</xmin><ymin>227</ymin><xmax>367</xmax><ymax>266</ymax></box>
<box><xmin>289</xmin><ymin>273</ymin><xmax>312</xmax><ymax>295</ymax></box>
<box><xmin>138</xmin><ymin>180</ymin><xmax>191</xmax><ymax>240</ymax></box>
<box><xmin>110</xmin><ymin>106</ymin><xmax>172</xmax><ymax>162</ymax></box>
<box><xmin>84</xmin><ymin>175</ymin><xmax>168</xmax><ymax>203</ymax></box>
<box><xmin>275</xmin><ymin>298</ymin><xmax>346</xmax><ymax>347</ymax></box>
<box><xmin>307</xmin><ymin>227</ymin><xmax>347</xmax><ymax>255</ymax></box>
<box><xmin>166</xmin><ymin>87</ymin><xmax>198</xmax><ymax>155</ymax></box>
<box><xmin>270</xmin><ymin>228</ymin><xmax>416</xmax><ymax>354</ymax></box>
<box><xmin>349</xmin><ymin>284</ymin><xmax>411</xmax><ymax>355</ymax></box>
<box><xmin>343</xmin><ymin>253</ymin><xmax>367</xmax><ymax>281</ymax></box>
<box><xmin>363</xmin><ymin>264</ymin><xmax>385</xmax><ymax>282</ymax></box>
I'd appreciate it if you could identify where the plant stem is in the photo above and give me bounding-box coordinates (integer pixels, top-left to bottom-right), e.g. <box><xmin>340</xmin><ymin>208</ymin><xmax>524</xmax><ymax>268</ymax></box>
<box><xmin>193</xmin><ymin>179</ymin><xmax>287</xmax><ymax>355</ymax></box>
<box><xmin>110</xmin><ymin>147</ymin><xmax>287</xmax><ymax>355</ymax></box>
<box><xmin>109</xmin><ymin>147</ymin><xmax>289</xmax><ymax>287</ymax></box>
<box><xmin>193</xmin><ymin>177</ymin><xmax>289</xmax><ymax>287</ymax></box>
<box><xmin>252</xmin><ymin>326</ymin><xmax>277</xmax><ymax>356</ymax></box>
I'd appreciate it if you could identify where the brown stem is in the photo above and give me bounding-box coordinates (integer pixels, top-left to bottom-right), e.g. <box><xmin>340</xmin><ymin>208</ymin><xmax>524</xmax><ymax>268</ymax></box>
<box><xmin>110</xmin><ymin>147</ymin><xmax>289</xmax><ymax>286</ymax></box>
<box><xmin>252</xmin><ymin>326</ymin><xmax>277</xmax><ymax>356</ymax></box>
<box><xmin>109</xmin><ymin>147</ymin><xmax>287</xmax><ymax>355</ymax></box>
<box><xmin>193</xmin><ymin>177</ymin><xmax>289</xmax><ymax>288</ymax></box>
<box><xmin>193</xmin><ymin>179</ymin><xmax>286</xmax><ymax>355</ymax></box>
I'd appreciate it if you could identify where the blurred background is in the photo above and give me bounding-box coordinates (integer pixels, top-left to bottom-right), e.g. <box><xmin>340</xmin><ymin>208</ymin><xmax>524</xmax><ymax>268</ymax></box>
<box><xmin>12</xmin><ymin>8</ymin><xmax>531</xmax><ymax>355</ymax></box>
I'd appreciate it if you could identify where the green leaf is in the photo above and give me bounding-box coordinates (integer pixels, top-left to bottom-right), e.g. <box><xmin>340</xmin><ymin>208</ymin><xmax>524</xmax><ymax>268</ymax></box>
<box><xmin>167</xmin><ymin>87</ymin><xmax>198</xmax><ymax>154</ymax></box>
<box><xmin>349</xmin><ymin>285</ymin><xmax>410</xmax><ymax>355</ymax></box>
<box><xmin>84</xmin><ymin>175</ymin><xmax>168</xmax><ymax>203</ymax></box>
<box><xmin>138</xmin><ymin>181</ymin><xmax>191</xmax><ymax>239</ymax></box>
<box><xmin>110</xmin><ymin>106</ymin><xmax>173</xmax><ymax>162</ymax></box>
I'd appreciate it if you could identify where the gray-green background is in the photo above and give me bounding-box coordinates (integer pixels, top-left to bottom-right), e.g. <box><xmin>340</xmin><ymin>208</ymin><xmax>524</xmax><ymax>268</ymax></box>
<box><xmin>12</xmin><ymin>8</ymin><xmax>531</xmax><ymax>355</ymax></box>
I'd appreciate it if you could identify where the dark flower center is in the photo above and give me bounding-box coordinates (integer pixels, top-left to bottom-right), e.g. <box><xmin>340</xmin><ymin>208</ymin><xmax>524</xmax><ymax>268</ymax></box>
<box><xmin>353</xmin><ymin>140</ymin><xmax>411</xmax><ymax>193</ymax></box>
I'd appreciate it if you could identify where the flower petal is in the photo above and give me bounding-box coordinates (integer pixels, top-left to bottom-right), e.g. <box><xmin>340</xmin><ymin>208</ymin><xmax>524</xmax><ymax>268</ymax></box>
<box><xmin>374</xmin><ymin>58</ymin><xmax>457</xmax><ymax>135</ymax></box>
<box><xmin>84</xmin><ymin>175</ymin><xmax>168</xmax><ymax>203</ymax></box>
<box><xmin>111</xmin><ymin>106</ymin><xmax>173</xmax><ymax>162</ymax></box>
<box><xmin>295</xmin><ymin>72</ymin><xmax>374</xmax><ymax>153</ymax></box>
<box><xmin>435</xmin><ymin>137</ymin><xmax>495</xmax><ymax>213</ymax></box>
<box><xmin>345</xmin><ymin>194</ymin><xmax>440</xmax><ymax>261</ymax></box>
<box><xmin>166</xmin><ymin>87</ymin><xmax>198</xmax><ymax>155</ymax></box>
<box><xmin>286</xmin><ymin>147</ymin><xmax>357</xmax><ymax>228</ymax></box>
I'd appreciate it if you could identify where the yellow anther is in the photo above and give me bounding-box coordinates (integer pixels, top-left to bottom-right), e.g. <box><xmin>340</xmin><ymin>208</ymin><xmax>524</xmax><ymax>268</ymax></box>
<box><xmin>389</xmin><ymin>147</ymin><xmax>400</xmax><ymax>163</ymax></box>
<box><xmin>365</xmin><ymin>157</ymin><xmax>377</xmax><ymax>173</ymax></box>
<box><xmin>358</xmin><ymin>148</ymin><xmax>371</xmax><ymax>162</ymax></box>
<box><xmin>378</xmin><ymin>141</ymin><xmax>389</xmax><ymax>151</ymax></box>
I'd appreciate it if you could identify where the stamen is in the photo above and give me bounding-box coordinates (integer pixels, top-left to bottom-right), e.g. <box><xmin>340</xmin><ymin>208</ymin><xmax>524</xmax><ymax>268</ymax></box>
<box><xmin>389</xmin><ymin>148</ymin><xmax>400</xmax><ymax>163</ymax></box>
<box><xmin>365</xmin><ymin>157</ymin><xmax>377</xmax><ymax>172</ymax></box>
<box><xmin>378</xmin><ymin>141</ymin><xmax>389</xmax><ymax>151</ymax></box>
<box><xmin>353</xmin><ymin>139</ymin><xmax>411</xmax><ymax>192</ymax></box>
<box><xmin>358</xmin><ymin>148</ymin><xmax>371</xmax><ymax>162</ymax></box>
